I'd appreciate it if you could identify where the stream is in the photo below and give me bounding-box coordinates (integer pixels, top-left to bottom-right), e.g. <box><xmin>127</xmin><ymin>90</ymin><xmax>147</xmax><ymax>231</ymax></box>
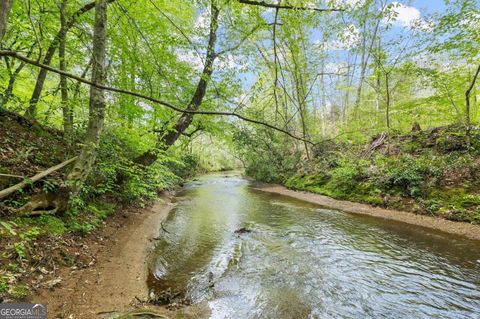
<box><xmin>148</xmin><ymin>172</ymin><xmax>480</xmax><ymax>319</ymax></box>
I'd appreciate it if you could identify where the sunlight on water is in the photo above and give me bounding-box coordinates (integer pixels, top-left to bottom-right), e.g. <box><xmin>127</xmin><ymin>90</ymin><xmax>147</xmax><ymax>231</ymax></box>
<box><xmin>149</xmin><ymin>173</ymin><xmax>480</xmax><ymax>319</ymax></box>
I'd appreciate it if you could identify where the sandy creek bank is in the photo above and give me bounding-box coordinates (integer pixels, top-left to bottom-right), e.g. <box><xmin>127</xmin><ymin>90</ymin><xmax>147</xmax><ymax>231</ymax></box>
<box><xmin>254</xmin><ymin>183</ymin><xmax>480</xmax><ymax>240</ymax></box>
<box><xmin>31</xmin><ymin>180</ymin><xmax>480</xmax><ymax>318</ymax></box>
<box><xmin>30</xmin><ymin>192</ymin><xmax>209</xmax><ymax>319</ymax></box>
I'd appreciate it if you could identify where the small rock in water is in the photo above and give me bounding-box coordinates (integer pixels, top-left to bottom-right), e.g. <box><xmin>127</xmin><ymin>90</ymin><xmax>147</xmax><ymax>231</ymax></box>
<box><xmin>149</xmin><ymin>288</ymin><xmax>182</xmax><ymax>305</ymax></box>
<box><xmin>208</xmin><ymin>271</ymin><xmax>214</xmax><ymax>288</ymax></box>
<box><xmin>149</xmin><ymin>291</ymin><xmax>156</xmax><ymax>300</ymax></box>
<box><xmin>234</xmin><ymin>227</ymin><xmax>251</xmax><ymax>234</ymax></box>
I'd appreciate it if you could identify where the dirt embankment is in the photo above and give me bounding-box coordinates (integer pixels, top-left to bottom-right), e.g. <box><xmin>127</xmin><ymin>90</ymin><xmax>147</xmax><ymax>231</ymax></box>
<box><xmin>255</xmin><ymin>183</ymin><xmax>480</xmax><ymax>241</ymax></box>
<box><xmin>30</xmin><ymin>195</ymin><xmax>175</xmax><ymax>319</ymax></box>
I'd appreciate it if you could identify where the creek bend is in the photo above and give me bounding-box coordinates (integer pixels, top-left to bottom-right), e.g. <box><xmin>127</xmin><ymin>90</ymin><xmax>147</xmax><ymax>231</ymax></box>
<box><xmin>148</xmin><ymin>173</ymin><xmax>480</xmax><ymax>318</ymax></box>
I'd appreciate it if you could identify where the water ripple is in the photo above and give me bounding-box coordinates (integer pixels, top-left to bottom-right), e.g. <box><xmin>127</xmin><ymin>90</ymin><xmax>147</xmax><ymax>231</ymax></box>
<box><xmin>148</xmin><ymin>174</ymin><xmax>480</xmax><ymax>319</ymax></box>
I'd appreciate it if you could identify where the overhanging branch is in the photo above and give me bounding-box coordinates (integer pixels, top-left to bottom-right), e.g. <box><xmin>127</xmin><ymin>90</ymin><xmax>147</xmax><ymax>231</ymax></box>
<box><xmin>0</xmin><ymin>50</ymin><xmax>314</xmax><ymax>145</ymax></box>
<box><xmin>237</xmin><ymin>0</ymin><xmax>344</xmax><ymax>12</ymax></box>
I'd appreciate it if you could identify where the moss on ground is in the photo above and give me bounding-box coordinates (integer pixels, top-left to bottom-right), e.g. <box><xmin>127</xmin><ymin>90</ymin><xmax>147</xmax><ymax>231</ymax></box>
<box><xmin>280</xmin><ymin>126</ymin><xmax>480</xmax><ymax>224</ymax></box>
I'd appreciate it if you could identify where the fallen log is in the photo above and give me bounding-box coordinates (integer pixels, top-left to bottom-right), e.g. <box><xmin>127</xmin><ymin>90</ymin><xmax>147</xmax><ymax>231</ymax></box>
<box><xmin>0</xmin><ymin>173</ymin><xmax>24</xmax><ymax>179</ymax></box>
<box><xmin>0</xmin><ymin>156</ymin><xmax>77</xmax><ymax>200</ymax></box>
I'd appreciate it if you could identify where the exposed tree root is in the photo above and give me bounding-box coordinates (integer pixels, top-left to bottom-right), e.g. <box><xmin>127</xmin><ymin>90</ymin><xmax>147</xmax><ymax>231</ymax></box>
<box><xmin>14</xmin><ymin>190</ymin><xmax>69</xmax><ymax>216</ymax></box>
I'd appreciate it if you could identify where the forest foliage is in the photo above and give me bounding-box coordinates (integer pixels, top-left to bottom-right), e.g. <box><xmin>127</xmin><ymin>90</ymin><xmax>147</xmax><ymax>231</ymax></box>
<box><xmin>0</xmin><ymin>0</ymin><xmax>479</xmax><ymax>253</ymax></box>
<box><xmin>0</xmin><ymin>0</ymin><xmax>479</xmax><ymax>302</ymax></box>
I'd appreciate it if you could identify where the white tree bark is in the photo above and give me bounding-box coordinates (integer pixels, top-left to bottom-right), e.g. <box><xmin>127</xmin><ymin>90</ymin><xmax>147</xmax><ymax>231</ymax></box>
<box><xmin>67</xmin><ymin>0</ymin><xmax>108</xmax><ymax>185</ymax></box>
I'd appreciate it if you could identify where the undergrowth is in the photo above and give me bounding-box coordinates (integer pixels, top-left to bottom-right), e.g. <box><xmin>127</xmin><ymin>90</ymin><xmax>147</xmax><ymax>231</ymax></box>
<box><xmin>0</xmin><ymin>117</ymin><xmax>202</xmax><ymax>301</ymax></box>
<box><xmin>247</xmin><ymin>126</ymin><xmax>480</xmax><ymax>224</ymax></box>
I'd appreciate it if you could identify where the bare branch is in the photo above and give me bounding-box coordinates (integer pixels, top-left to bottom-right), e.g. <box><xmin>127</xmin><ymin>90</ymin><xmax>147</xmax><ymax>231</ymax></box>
<box><xmin>216</xmin><ymin>23</ymin><xmax>264</xmax><ymax>56</ymax></box>
<box><xmin>237</xmin><ymin>0</ymin><xmax>344</xmax><ymax>12</ymax></box>
<box><xmin>180</xmin><ymin>125</ymin><xmax>203</xmax><ymax>138</ymax></box>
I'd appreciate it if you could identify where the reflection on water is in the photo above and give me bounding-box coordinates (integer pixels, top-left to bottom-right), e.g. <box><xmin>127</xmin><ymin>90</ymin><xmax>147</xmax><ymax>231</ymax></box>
<box><xmin>148</xmin><ymin>173</ymin><xmax>480</xmax><ymax>319</ymax></box>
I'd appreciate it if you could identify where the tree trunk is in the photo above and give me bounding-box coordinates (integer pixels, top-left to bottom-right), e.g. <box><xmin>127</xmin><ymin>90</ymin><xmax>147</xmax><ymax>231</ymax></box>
<box><xmin>385</xmin><ymin>73</ymin><xmax>390</xmax><ymax>130</ymax></box>
<box><xmin>2</xmin><ymin>69</ymin><xmax>18</xmax><ymax>107</ymax></box>
<box><xmin>290</xmin><ymin>45</ymin><xmax>310</xmax><ymax>159</ymax></box>
<box><xmin>59</xmin><ymin>0</ymin><xmax>73</xmax><ymax>142</ymax></box>
<box><xmin>66</xmin><ymin>0</ymin><xmax>108</xmax><ymax>187</ymax></box>
<box><xmin>0</xmin><ymin>0</ymin><xmax>13</xmax><ymax>47</ymax></box>
<box><xmin>135</xmin><ymin>2</ymin><xmax>220</xmax><ymax>166</ymax></box>
<box><xmin>320</xmin><ymin>58</ymin><xmax>326</xmax><ymax>137</ymax></box>
<box><xmin>0</xmin><ymin>0</ymin><xmax>13</xmax><ymax>113</ymax></box>
<box><xmin>465</xmin><ymin>63</ymin><xmax>480</xmax><ymax>144</ymax></box>
<box><xmin>354</xmin><ymin>22</ymin><xmax>367</xmax><ymax>111</ymax></box>
<box><xmin>24</xmin><ymin>0</ymin><xmax>108</xmax><ymax>118</ymax></box>
<box><xmin>354</xmin><ymin>8</ymin><xmax>381</xmax><ymax>111</ymax></box>
<box><xmin>272</xmin><ymin>4</ymin><xmax>280</xmax><ymax>123</ymax></box>
<box><xmin>1</xmin><ymin>44</ymin><xmax>34</xmax><ymax>110</ymax></box>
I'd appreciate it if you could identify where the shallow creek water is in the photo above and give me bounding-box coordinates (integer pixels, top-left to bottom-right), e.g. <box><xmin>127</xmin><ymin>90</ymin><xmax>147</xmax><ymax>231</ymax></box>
<box><xmin>148</xmin><ymin>173</ymin><xmax>480</xmax><ymax>318</ymax></box>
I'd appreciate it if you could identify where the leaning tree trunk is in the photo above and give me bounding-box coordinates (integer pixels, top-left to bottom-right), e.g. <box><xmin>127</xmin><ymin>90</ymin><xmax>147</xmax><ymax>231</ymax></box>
<box><xmin>465</xmin><ymin>63</ymin><xmax>480</xmax><ymax>145</ymax></box>
<box><xmin>0</xmin><ymin>0</ymin><xmax>13</xmax><ymax>47</ymax></box>
<box><xmin>1</xmin><ymin>60</ymin><xmax>26</xmax><ymax>108</ymax></box>
<box><xmin>24</xmin><ymin>0</ymin><xmax>109</xmax><ymax>118</ymax></box>
<box><xmin>135</xmin><ymin>2</ymin><xmax>220</xmax><ymax>166</ymax></box>
<box><xmin>66</xmin><ymin>0</ymin><xmax>108</xmax><ymax>189</ymax></box>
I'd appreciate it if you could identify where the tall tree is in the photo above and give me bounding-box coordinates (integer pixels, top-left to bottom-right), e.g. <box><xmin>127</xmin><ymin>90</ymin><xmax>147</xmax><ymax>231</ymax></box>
<box><xmin>0</xmin><ymin>0</ymin><xmax>14</xmax><ymax>113</ymax></box>
<box><xmin>465</xmin><ymin>63</ymin><xmax>480</xmax><ymax>141</ymax></box>
<box><xmin>354</xmin><ymin>0</ymin><xmax>383</xmax><ymax>110</ymax></box>
<box><xmin>431</xmin><ymin>0</ymin><xmax>480</xmax><ymax>137</ymax></box>
<box><xmin>135</xmin><ymin>1</ymin><xmax>220</xmax><ymax>166</ymax></box>
<box><xmin>24</xmin><ymin>0</ymin><xmax>110</xmax><ymax>118</ymax></box>
<box><xmin>67</xmin><ymin>0</ymin><xmax>108</xmax><ymax>187</ymax></box>
<box><xmin>0</xmin><ymin>0</ymin><xmax>13</xmax><ymax>46</ymax></box>
<box><xmin>59</xmin><ymin>0</ymin><xmax>73</xmax><ymax>141</ymax></box>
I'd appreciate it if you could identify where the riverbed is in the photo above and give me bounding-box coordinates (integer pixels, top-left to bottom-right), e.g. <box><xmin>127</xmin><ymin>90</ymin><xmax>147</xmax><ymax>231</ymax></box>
<box><xmin>148</xmin><ymin>173</ymin><xmax>480</xmax><ymax>318</ymax></box>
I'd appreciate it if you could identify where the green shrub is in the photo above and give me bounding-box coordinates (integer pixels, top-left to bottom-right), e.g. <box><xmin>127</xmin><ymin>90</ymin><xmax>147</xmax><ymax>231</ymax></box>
<box><xmin>70</xmin><ymin>222</ymin><xmax>96</xmax><ymax>236</ymax></box>
<box><xmin>12</xmin><ymin>242</ymin><xmax>27</xmax><ymax>260</ymax></box>
<box><xmin>67</xmin><ymin>201</ymin><xmax>116</xmax><ymax>235</ymax></box>
<box><xmin>373</xmin><ymin>154</ymin><xmax>443</xmax><ymax>197</ymax></box>
<box><xmin>246</xmin><ymin>159</ymin><xmax>284</xmax><ymax>183</ymax></box>
<box><xmin>325</xmin><ymin>159</ymin><xmax>368</xmax><ymax>194</ymax></box>
<box><xmin>10</xmin><ymin>284</ymin><xmax>29</xmax><ymax>299</ymax></box>
<box><xmin>286</xmin><ymin>158</ymin><xmax>381</xmax><ymax>203</ymax></box>
<box><xmin>74</xmin><ymin>129</ymin><xmax>184</xmax><ymax>205</ymax></box>
<box><xmin>0</xmin><ymin>276</ymin><xmax>9</xmax><ymax>295</ymax></box>
<box><xmin>35</xmin><ymin>216</ymin><xmax>66</xmax><ymax>236</ymax></box>
<box><xmin>421</xmin><ymin>188</ymin><xmax>480</xmax><ymax>223</ymax></box>
<box><xmin>167</xmin><ymin>154</ymin><xmax>200</xmax><ymax>178</ymax></box>
<box><xmin>234</xmin><ymin>128</ymin><xmax>302</xmax><ymax>183</ymax></box>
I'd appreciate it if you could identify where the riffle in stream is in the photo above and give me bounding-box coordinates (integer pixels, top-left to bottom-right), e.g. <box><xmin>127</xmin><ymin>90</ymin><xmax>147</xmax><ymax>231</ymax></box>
<box><xmin>148</xmin><ymin>173</ymin><xmax>480</xmax><ymax>319</ymax></box>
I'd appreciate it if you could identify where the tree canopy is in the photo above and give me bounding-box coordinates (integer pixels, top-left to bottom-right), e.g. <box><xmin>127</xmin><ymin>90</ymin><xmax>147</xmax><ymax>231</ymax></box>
<box><xmin>0</xmin><ymin>0</ymin><xmax>479</xmax><ymax>208</ymax></box>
